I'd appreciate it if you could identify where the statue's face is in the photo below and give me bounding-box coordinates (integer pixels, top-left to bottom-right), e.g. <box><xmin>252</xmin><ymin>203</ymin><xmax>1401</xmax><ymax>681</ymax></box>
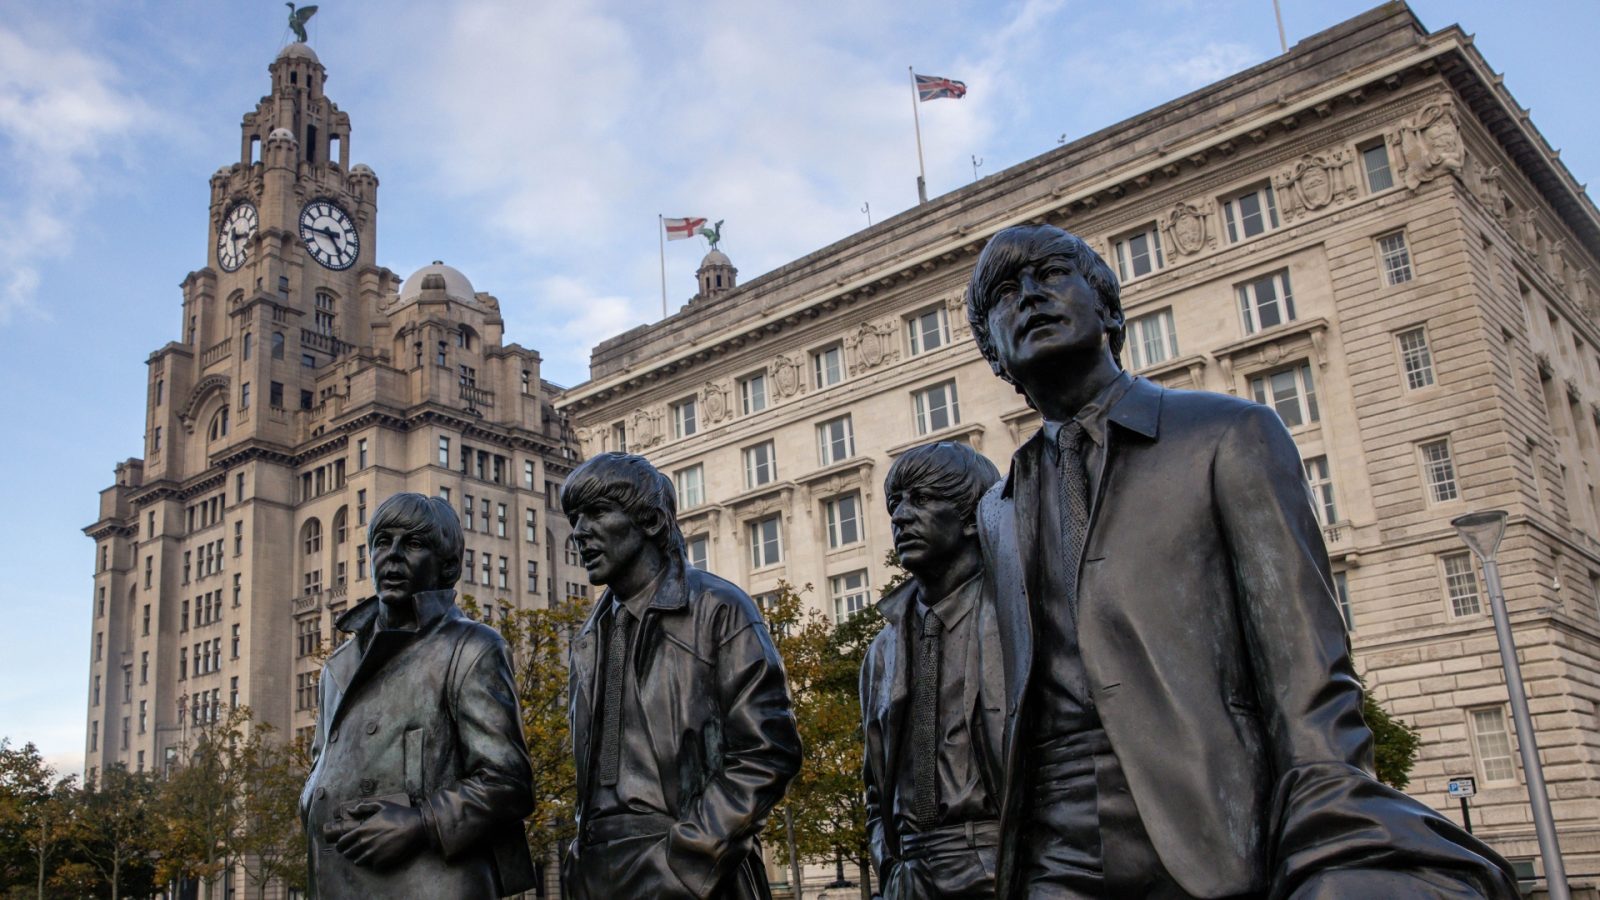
<box><xmin>887</xmin><ymin>482</ymin><xmax>972</xmax><ymax>577</ymax></box>
<box><xmin>569</xmin><ymin>499</ymin><xmax>648</xmax><ymax>588</ymax></box>
<box><xmin>985</xmin><ymin>256</ymin><xmax>1112</xmax><ymax>385</ymax></box>
<box><xmin>370</xmin><ymin>525</ymin><xmax>442</xmax><ymax>605</ymax></box>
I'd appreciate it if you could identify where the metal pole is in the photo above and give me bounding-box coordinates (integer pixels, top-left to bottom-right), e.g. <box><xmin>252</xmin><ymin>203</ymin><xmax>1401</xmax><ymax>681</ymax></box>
<box><xmin>1460</xmin><ymin>797</ymin><xmax>1473</xmax><ymax>835</ymax></box>
<box><xmin>658</xmin><ymin>215</ymin><xmax>667</xmax><ymax>319</ymax></box>
<box><xmin>908</xmin><ymin>67</ymin><xmax>928</xmax><ymax>204</ymax></box>
<box><xmin>1272</xmin><ymin>0</ymin><xmax>1288</xmax><ymax>53</ymax></box>
<box><xmin>1480</xmin><ymin>557</ymin><xmax>1570</xmax><ymax>899</ymax></box>
<box><xmin>784</xmin><ymin>806</ymin><xmax>803</xmax><ymax>900</ymax></box>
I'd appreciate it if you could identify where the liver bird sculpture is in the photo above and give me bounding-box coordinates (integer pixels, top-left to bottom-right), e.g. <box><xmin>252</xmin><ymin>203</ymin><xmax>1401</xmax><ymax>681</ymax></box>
<box><xmin>699</xmin><ymin>220</ymin><xmax>725</xmax><ymax>250</ymax></box>
<box><xmin>287</xmin><ymin>3</ymin><xmax>318</xmax><ymax>43</ymax></box>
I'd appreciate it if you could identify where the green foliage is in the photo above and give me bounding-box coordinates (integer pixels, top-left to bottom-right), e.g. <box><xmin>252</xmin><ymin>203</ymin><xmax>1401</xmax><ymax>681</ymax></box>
<box><xmin>1364</xmin><ymin>690</ymin><xmax>1422</xmax><ymax>790</ymax></box>
<box><xmin>0</xmin><ymin>739</ymin><xmax>76</xmax><ymax>898</ymax></box>
<box><xmin>237</xmin><ymin>723</ymin><xmax>309</xmax><ymax>899</ymax></box>
<box><xmin>878</xmin><ymin>550</ymin><xmax>911</xmax><ymax>599</ymax></box>
<box><xmin>155</xmin><ymin>706</ymin><xmax>252</xmax><ymax>894</ymax></box>
<box><xmin>67</xmin><ymin>763</ymin><xmax>159</xmax><ymax>900</ymax></box>
<box><xmin>760</xmin><ymin>581</ymin><xmax>884</xmax><ymax>894</ymax></box>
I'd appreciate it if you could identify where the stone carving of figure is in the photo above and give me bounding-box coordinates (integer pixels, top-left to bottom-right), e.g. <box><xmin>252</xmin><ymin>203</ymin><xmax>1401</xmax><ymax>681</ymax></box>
<box><xmin>962</xmin><ymin>223</ymin><xmax>1518</xmax><ymax>899</ymax></box>
<box><xmin>561</xmin><ymin>453</ymin><xmax>802</xmax><ymax>899</ymax></box>
<box><xmin>1388</xmin><ymin>99</ymin><xmax>1465</xmax><ymax>192</ymax></box>
<box><xmin>301</xmin><ymin>493</ymin><xmax>536</xmax><ymax>898</ymax></box>
<box><xmin>862</xmin><ymin>441</ymin><xmax>1005</xmax><ymax>899</ymax></box>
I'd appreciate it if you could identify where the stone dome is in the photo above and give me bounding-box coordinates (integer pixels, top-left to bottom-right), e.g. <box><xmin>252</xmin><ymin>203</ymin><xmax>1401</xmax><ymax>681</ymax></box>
<box><xmin>267</xmin><ymin>127</ymin><xmax>297</xmax><ymax>144</ymax></box>
<box><xmin>399</xmin><ymin>261</ymin><xmax>476</xmax><ymax>304</ymax></box>
<box><xmin>350</xmin><ymin>163</ymin><xmax>374</xmax><ymax>176</ymax></box>
<box><xmin>700</xmin><ymin>249</ymin><xmax>732</xmax><ymax>268</ymax></box>
<box><xmin>276</xmin><ymin>42</ymin><xmax>321</xmax><ymax>64</ymax></box>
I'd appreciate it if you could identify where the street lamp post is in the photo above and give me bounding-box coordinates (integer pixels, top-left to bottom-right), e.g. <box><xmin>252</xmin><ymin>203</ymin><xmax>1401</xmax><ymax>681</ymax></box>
<box><xmin>1452</xmin><ymin>511</ymin><xmax>1570</xmax><ymax>900</ymax></box>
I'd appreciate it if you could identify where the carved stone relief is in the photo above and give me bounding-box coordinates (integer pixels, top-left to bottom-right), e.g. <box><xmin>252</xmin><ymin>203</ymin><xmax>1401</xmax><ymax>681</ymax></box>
<box><xmin>1273</xmin><ymin>149</ymin><xmax>1357</xmax><ymax>222</ymax></box>
<box><xmin>1386</xmin><ymin>99</ymin><xmax>1463</xmax><ymax>192</ymax></box>
<box><xmin>846</xmin><ymin>321</ymin><xmax>899</xmax><ymax>376</ymax></box>
<box><xmin>945</xmin><ymin>295</ymin><xmax>972</xmax><ymax>339</ymax></box>
<box><xmin>629</xmin><ymin>407</ymin><xmax>663</xmax><ymax>450</ymax></box>
<box><xmin>1160</xmin><ymin>201</ymin><xmax>1215</xmax><ymax>256</ymax></box>
<box><xmin>702</xmin><ymin>380</ymin><xmax>732</xmax><ymax>425</ymax></box>
<box><xmin>770</xmin><ymin>353</ymin><xmax>807</xmax><ymax>399</ymax></box>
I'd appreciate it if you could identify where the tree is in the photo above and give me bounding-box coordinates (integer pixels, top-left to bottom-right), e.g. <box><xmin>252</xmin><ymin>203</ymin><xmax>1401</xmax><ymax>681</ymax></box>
<box><xmin>156</xmin><ymin>706</ymin><xmax>251</xmax><ymax>899</ymax></box>
<box><xmin>0</xmin><ymin>739</ymin><xmax>76</xmax><ymax>899</ymax></box>
<box><xmin>65</xmin><ymin>764</ymin><xmax>158</xmax><ymax>900</ymax></box>
<box><xmin>462</xmin><ymin>593</ymin><xmax>590</xmax><ymax>894</ymax></box>
<box><xmin>761</xmin><ymin>582</ymin><xmax>884</xmax><ymax>900</ymax></box>
<box><xmin>1364</xmin><ymin>690</ymin><xmax>1423</xmax><ymax>790</ymax></box>
<box><xmin>236</xmin><ymin>723</ymin><xmax>309</xmax><ymax>899</ymax></box>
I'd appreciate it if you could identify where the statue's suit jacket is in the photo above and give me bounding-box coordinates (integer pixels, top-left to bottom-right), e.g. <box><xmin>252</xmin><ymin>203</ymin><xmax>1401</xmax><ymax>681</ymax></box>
<box><xmin>565</xmin><ymin>561</ymin><xmax>802</xmax><ymax>900</ymax></box>
<box><xmin>860</xmin><ymin>577</ymin><xmax>1005</xmax><ymax>881</ymax></box>
<box><xmin>977</xmin><ymin>377</ymin><xmax>1517</xmax><ymax>900</ymax></box>
<box><xmin>301</xmin><ymin>590</ymin><xmax>536</xmax><ymax>899</ymax></box>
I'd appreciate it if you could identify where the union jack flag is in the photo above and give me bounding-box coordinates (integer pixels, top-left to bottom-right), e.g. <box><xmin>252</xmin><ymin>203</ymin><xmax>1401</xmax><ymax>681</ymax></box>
<box><xmin>915</xmin><ymin>73</ymin><xmax>967</xmax><ymax>101</ymax></box>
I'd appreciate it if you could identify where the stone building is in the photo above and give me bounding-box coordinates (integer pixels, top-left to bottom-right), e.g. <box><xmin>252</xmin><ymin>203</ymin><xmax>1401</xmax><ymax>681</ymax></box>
<box><xmin>559</xmin><ymin>3</ymin><xmax>1600</xmax><ymax>890</ymax></box>
<box><xmin>81</xmin><ymin>40</ymin><xmax>585</xmax><ymax>807</ymax></box>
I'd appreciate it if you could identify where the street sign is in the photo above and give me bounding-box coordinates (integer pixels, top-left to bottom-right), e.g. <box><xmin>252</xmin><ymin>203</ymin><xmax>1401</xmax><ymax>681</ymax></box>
<box><xmin>1447</xmin><ymin>777</ymin><xmax>1477</xmax><ymax>799</ymax></box>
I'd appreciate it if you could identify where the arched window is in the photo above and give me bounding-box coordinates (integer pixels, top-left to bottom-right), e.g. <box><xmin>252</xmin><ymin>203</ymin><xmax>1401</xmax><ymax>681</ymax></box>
<box><xmin>242</xmin><ymin>333</ymin><xmax>253</xmax><ymax>360</ymax></box>
<box><xmin>564</xmin><ymin>536</ymin><xmax>581</xmax><ymax>566</ymax></box>
<box><xmin>303</xmin><ymin>519</ymin><xmax>322</xmax><ymax>555</ymax></box>
<box><xmin>272</xmin><ymin>332</ymin><xmax>285</xmax><ymax>360</ymax></box>
<box><xmin>333</xmin><ymin>506</ymin><xmax>348</xmax><ymax>545</ymax></box>
<box><xmin>314</xmin><ymin>291</ymin><xmax>336</xmax><ymax>336</ymax></box>
<box><xmin>208</xmin><ymin>406</ymin><xmax>230</xmax><ymax>441</ymax></box>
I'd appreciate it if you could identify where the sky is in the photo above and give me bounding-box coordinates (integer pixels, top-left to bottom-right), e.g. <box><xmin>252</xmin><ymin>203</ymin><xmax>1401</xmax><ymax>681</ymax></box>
<box><xmin>1</xmin><ymin>0</ymin><xmax>1595</xmax><ymax>777</ymax></box>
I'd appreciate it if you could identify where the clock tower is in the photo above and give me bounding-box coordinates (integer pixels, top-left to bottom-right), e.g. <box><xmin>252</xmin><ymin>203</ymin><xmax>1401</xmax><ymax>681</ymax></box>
<box><xmin>83</xmin><ymin>37</ymin><xmax>585</xmax><ymax>821</ymax></box>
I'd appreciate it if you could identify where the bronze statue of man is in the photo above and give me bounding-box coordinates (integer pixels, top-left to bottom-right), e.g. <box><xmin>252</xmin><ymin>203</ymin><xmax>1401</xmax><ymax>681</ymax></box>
<box><xmin>862</xmin><ymin>441</ymin><xmax>1004</xmax><ymax>899</ymax></box>
<box><xmin>964</xmin><ymin>224</ymin><xmax>1517</xmax><ymax>898</ymax></box>
<box><xmin>300</xmin><ymin>492</ymin><xmax>536</xmax><ymax>898</ymax></box>
<box><xmin>562</xmin><ymin>452</ymin><xmax>802</xmax><ymax>899</ymax></box>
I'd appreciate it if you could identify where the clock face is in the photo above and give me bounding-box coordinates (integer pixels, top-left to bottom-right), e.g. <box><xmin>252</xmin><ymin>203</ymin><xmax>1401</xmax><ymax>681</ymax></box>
<box><xmin>217</xmin><ymin>202</ymin><xmax>258</xmax><ymax>272</ymax></box>
<box><xmin>298</xmin><ymin>199</ymin><xmax>360</xmax><ymax>270</ymax></box>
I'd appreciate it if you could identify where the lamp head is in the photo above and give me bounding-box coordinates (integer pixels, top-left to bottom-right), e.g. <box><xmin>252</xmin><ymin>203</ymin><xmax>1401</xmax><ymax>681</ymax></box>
<box><xmin>1451</xmin><ymin>510</ymin><xmax>1508</xmax><ymax>562</ymax></box>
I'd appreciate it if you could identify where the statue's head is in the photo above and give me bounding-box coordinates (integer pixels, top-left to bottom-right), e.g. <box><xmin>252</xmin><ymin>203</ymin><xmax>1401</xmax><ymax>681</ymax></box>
<box><xmin>884</xmin><ymin>441</ymin><xmax>1000</xmax><ymax>578</ymax></box>
<box><xmin>966</xmin><ymin>225</ymin><xmax>1124</xmax><ymax>400</ymax></box>
<box><xmin>368</xmin><ymin>492</ymin><xmax>464</xmax><ymax>603</ymax></box>
<box><xmin>561</xmin><ymin>452</ymin><xmax>685</xmax><ymax>587</ymax></box>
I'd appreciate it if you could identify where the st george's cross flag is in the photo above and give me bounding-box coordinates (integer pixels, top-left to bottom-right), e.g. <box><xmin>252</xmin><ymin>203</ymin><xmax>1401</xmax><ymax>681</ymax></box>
<box><xmin>663</xmin><ymin>217</ymin><xmax>708</xmax><ymax>240</ymax></box>
<box><xmin>914</xmin><ymin>73</ymin><xmax>967</xmax><ymax>101</ymax></box>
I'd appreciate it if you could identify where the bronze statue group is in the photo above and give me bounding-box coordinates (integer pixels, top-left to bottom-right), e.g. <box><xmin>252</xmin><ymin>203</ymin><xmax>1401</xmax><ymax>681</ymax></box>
<box><xmin>299</xmin><ymin>227</ymin><xmax>1520</xmax><ymax>898</ymax></box>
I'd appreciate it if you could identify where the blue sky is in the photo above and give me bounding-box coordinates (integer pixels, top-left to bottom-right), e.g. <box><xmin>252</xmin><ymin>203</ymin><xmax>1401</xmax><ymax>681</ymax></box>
<box><xmin>1</xmin><ymin>0</ymin><xmax>1595</xmax><ymax>776</ymax></box>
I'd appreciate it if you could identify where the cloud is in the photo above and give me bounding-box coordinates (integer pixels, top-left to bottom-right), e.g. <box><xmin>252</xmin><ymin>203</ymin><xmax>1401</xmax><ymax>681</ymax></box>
<box><xmin>0</xmin><ymin>24</ymin><xmax>155</xmax><ymax>324</ymax></box>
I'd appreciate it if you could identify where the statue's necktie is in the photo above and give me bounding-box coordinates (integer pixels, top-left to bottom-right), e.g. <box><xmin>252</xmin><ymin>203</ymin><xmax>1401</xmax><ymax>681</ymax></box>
<box><xmin>911</xmin><ymin>607</ymin><xmax>944</xmax><ymax>825</ymax></box>
<box><xmin>598</xmin><ymin>604</ymin><xmax>631</xmax><ymax>787</ymax></box>
<box><xmin>1059</xmin><ymin>421</ymin><xmax>1091</xmax><ymax>624</ymax></box>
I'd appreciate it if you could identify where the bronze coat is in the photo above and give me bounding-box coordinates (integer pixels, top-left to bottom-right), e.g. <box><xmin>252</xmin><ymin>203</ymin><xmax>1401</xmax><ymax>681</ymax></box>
<box><xmin>979</xmin><ymin>378</ymin><xmax>1517</xmax><ymax>900</ymax></box>
<box><xmin>566</xmin><ymin>561</ymin><xmax>802</xmax><ymax>900</ymax></box>
<box><xmin>300</xmin><ymin>590</ymin><xmax>536</xmax><ymax>899</ymax></box>
<box><xmin>860</xmin><ymin>577</ymin><xmax>1004</xmax><ymax>882</ymax></box>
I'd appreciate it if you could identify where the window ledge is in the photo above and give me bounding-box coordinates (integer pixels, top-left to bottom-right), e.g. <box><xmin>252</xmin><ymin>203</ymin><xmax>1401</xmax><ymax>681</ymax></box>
<box><xmin>796</xmin><ymin>457</ymin><xmax>876</xmax><ymax>490</ymax></box>
<box><xmin>886</xmin><ymin>422</ymin><xmax>986</xmax><ymax>457</ymax></box>
<box><xmin>1213</xmin><ymin>316</ymin><xmax>1330</xmax><ymax>363</ymax></box>
<box><xmin>1133</xmin><ymin>353</ymin><xmax>1209</xmax><ymax>384</ymax></box>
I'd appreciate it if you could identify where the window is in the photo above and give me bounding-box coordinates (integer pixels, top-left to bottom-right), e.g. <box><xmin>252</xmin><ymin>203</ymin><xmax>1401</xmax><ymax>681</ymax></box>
<box><xmin>906</xmin><ymin>306</ymin><xmax>951</xmax><ymax>356</ymax></box>
<box><xmin>271</xmin><ymin>332</ymin><xmax>285</xmax><ymax>360</ymax></box>
<box><xmin>481</xmin><ymin>554</ymin><xmax>491</xmax><ymax>586</ymax></box>
<box><xmin>748</xmin><ymin>516</ymin><xmax>782</xmax><ymax>569</ymax></box>
<box><xmin>94</xmin><ymin>676</ymin><xmax>101</xmax><ymax>705</ymax></box>
<box><xmin>144</xmin><ymin>556</ymin><xmax>153</xmax><ymax>589</ymax></box>
<box><xmin>90</xmin><ymin>721</ymin><xmax>98</xmax><ymax>751</ymax></box>
<box><xmin>812</xmin><ymin>343</ymin><xmax>845</xmax><ymax>389</ymax></box>
<box><xmin>464</xmin><ymin>495</ymin><xmax>475</xmax><ymax>531</ymax></box>
<box><xmin>1361</xmin><ymin>141</ymin><xmax>1394</xmax><ymax>193</ymax></box>
<box><xmin>497</xmin><ymin>503</ymin><xmax>508</xmax><ymax>537</ymax></box>
<box><xmin>675</xmin><ymin>465</ymin><xmax>705</xmax><ymax>509</ymax></box>
<box><xmin>1419</xmin><ymin>439</ymin><xmax>1459</xmax><ymax>503</ymax></box>
<box><xmin>1377</xmin><ymin>232</ymin><xmax>1413</xmax><ymax>286</ymax></box>
<box><xmin>1125</xmin><ymin>309</ymin><xmax>1179</xmax><ymax>370</ymax></box>
<box><xmin>301</xmin><ymin>389</ymin><xmax>313</xmax><ymax>410</ymax></box>
<box><xmin>458</xmin><ymin>365</ymin><xmax>476</xmax><ymax>388</ymax></box>
<box><xmin>739</xmin><ymin>372</ymin><xmax>768</xmax><ymax>415</ymax></box>
<box><xmin>1442</xmin><ymin>552</ymin><xmax>1482</xmax><ymax>618</ymax></box>
<box><xmin>155</xmin><ymin>378</ymin><xmax>164</xmax><ymax>405</ymax></box>
<box><xmin>1113</xmin><ymin>224</ymin><xmax>1165</xmax><ymax>281</ymax></box>
<box><xmin>1237</xmin><ymin>269</ymin><xmax>1296</xmax><ymax>334</ymax></box>
<box><xmin>831</xmin><ymin>570</ymin><xmax>871</xmax><ymax>622</ymax></box>
<box><xmin>565</xmin><ymin>537</ymin><xmax>582</xmax><ymax>567</ymax></box>
<box><xmin>231</xmin><ymin>624</ymin><xmax>240</xmax><ymax>658</ymax></box>
<box><xmin>437</xmin><ymin>341</ymin><xmax>447</xmax><ymax>367</ymax></box>
<box><xmin>356</xmin><ymin>544</ymin><xmax>367</xmax><ymax>580</ymax></box>
<box><xmin>687</xmin><ymin>534</ymin><xmax>709</xmax><ymax>570</ymax></box>
<box><xmin>314</xmin><ymin>291</ymin><xmax>335</xmax><ymax>334</ymax></box>
<box><xmin>270</xmin><ymin>381</ymin><xmax>284</xmax><ymax>408</ymax></box>
<box><xmin>209</xmin><ymin>407</ymin><xmax>229</xmax><ymax>441</ymax></box>
<box><xmin>1249</xmin><ymin>363</ymin><xmax>1319</xmax><ymax>428</ymax></box>
<box><xmin>240</xmin><ymin>383</ymin><xmax>250</xmax><ymax>410</ymax></box>
<box><xmin>1395</xmin><ymin>327</ymin><xmax>1436</xmax><ymax>390</ymax></box>
<box><xmin>242</xmin><ymin>333</ymin><xmax>252</xmax><ymax>361</ymax></box>
<box><xmin>303</xmin><ymin>519</ymin><xmax>322</xmax><ymax>555</ymax></box>
<box><xmin>302</xmin><ymin>353</ymin><xmax>317</xmax><ymax>369</ymax></box>
<box><xmin>524</xmin><ymin>460</ymin><xmax>535</xmax><ymax>489</ymax></box>
<box><xmin>296</xmin><ymin>672</ymin><xmax>320</xmax><ymax>711</ymax></box>
<box><xmin>1469</xmin><ymin>707</ymin><xmax>1516</xmax><ymax>784</ymax></box>
<box><xmin>464</xmin><ymin>550</ymin><xmax>475</xmax><ymax>584</ymax></box>
<box><xmin>358</xmin><ymin>438</ymin><xmax>369</xmax><ymax>469</ymax></box>
<box><xmin>498</xmin><ymin>557</ymin><xmax>508</xmax><ymax>590</ymax></box>
<box><xmin>525</xmin><ymin>560</ymin><xmax>539</xmax><ymax>592</ymax></box>
<box><xmin>521</xmin><ymin>369</ymin><xmax>531</xmax><ymax>394</ymax></box>
<box><xmin>744</xmin><ymin>442</ymin><xmax>776</xmax><ymax>488</ymax></box>
<box><xmin>825</xmin><ymin>493</ymin><xmax>862</xmax><ymax>548</ymax></box>
<box><xmin>232</xmin><ymin>573</ymin><xmax>240</xmax><ymax>606</ymax></box>
<box><xmin>913</xmin><ymin>381</ymin><xmax>962</xmax><ymax>435</ymax></box>
<box><xmin>525</xmin><ymin>509</ymin><xmax>537</xmax><ymax>542</ymax></box>
<box><xmin>1303</xmin><ymin>456</ymin><xmax>1337</xmax><ymax>526</ymax></box>
<box><xmin>1222</xmin><ymin>183</ymin><xmax>1280</xmax><ymax>243</ymax></box>
<box><xmin>671</xmin><ymin>397</ymin><xmax>698</xmax><ymax>439</ymax></box>
<box><xmin>611</xmin><ymin>422</ymin><xmax>627</xmax><ymax>453</ymax></box>
<box><xmin>817</xmin><ymin>415</ymin><xmax>855</xmax><ymax>466</ymax></box>
<box><xmin>142</xmin><ymin>604</ymin><xmax>150</xmax><ymax>635</ymax></box>
<box><xmin>357</xmin><ymin>489</ymin><xmax>367</xmax><ymax>525</ymax></box>
<box><xmin>140</xmin><ymin>651</ymin><xmax>148</xmax><ymax>684</ymax></box>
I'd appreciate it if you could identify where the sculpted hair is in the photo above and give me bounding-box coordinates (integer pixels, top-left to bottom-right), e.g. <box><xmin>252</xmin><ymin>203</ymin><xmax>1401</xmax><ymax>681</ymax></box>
<box><xmin>368</xmin><ymin>492</ymin><xmax>464</xmax><ymax>588</ymax></box>
<box><xmin>560</xmin><ymin>452</ymin><xmax>686</xmax><ymax>563</ymax></box>
<box><xmin>965</xmin><ymin>224</ymin><xmax>1126</xmax><ymax>394</ymax></box>
<box><xmin>885</xmin><ymin>441</ymin><xmax>1002</xmax><ymax>526</ymax></box>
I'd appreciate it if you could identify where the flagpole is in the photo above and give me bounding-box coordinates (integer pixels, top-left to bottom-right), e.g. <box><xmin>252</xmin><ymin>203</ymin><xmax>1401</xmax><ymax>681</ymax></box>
<box><xmin>658</xmin><ymin>214</ymin><xmax>668</xmax><ymax>318</ymax></box>
<box><xmin>908</xmin><ymin>66</ymin><xmax>928</xmax><ymax>204</ymax></box>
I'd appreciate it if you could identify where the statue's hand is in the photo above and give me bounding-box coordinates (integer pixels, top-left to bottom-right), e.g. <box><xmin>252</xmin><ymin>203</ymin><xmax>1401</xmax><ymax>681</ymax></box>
<box><xmin>329</xmin><ymin>800</ymin><xmax>427</xmax><ymax>869</ymax></box>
